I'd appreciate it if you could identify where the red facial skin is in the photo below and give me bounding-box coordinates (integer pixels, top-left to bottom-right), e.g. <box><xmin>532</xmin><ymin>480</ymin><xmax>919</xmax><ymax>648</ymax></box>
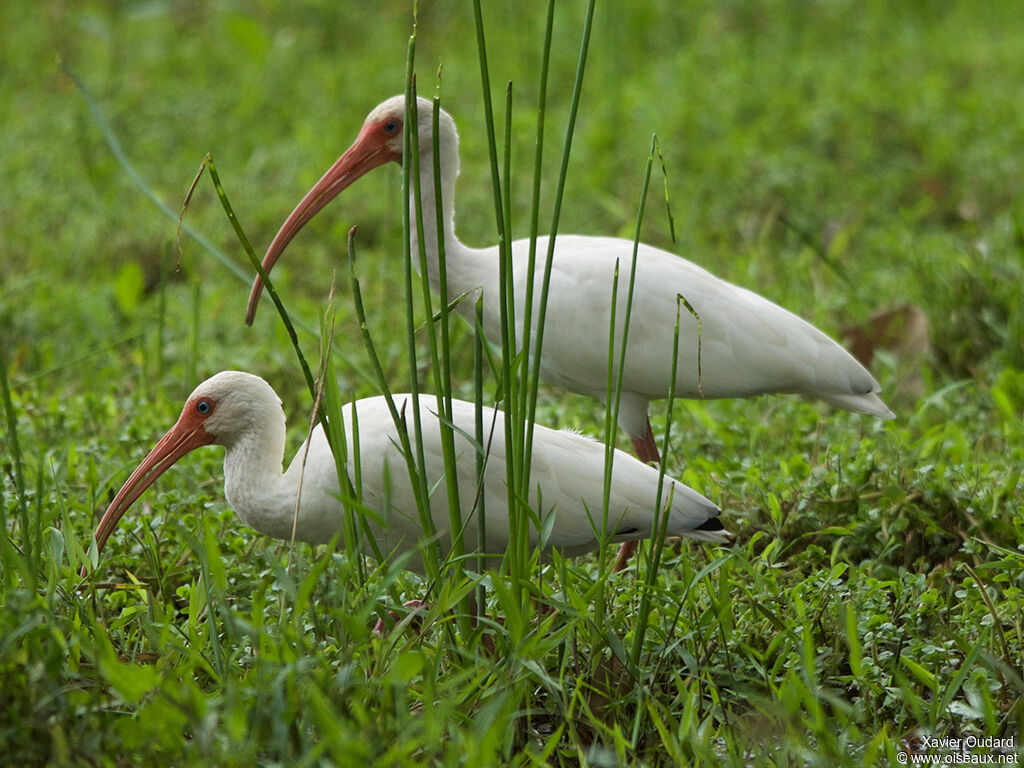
<box><xmin>82</xmin><ymin>396</ymin><xmax>218</xmax><ymax>575</ymax></box>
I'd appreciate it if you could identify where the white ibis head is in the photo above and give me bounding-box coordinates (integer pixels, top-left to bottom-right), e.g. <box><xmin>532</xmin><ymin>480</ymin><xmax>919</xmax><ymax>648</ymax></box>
<box><xmin>245</xmin><ymin>95</ymin><xmax>456</xmax><ymax>325</ymax></box>
<box><xmin>87</xmin><ymin>372</ymin><xmax>280</xmax><ymax>560</ymax></box>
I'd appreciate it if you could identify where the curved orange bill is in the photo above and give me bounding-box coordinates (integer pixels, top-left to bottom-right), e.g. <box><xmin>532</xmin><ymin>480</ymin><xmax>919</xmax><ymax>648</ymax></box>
<box><xmin>83</xmin><ymin>416</ymin><xmax>214</xmax><ymax>574</ymax></box>
<box><xmin>245</xmin><ymin>126</ymin><xmax>397</xmax><ymax>326</ymax></box>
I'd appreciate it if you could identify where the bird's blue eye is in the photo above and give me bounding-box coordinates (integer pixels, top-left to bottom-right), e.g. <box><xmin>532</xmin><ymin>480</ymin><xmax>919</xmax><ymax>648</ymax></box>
<box><xmin>384</xmin><ymin>120</ymin><xmax>399</xmax><ymax>133</ymax></box>
<box><xmin>196</xmin><ymin>401</ymin><xmax>210</xmax><ymax>414</ymax></box>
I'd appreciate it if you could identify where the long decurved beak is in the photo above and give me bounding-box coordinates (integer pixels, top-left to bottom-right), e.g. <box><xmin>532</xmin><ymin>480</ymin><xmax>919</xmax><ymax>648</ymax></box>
<box><xmin>245</xmin><ymin>127</ymin><xmax>397</xmax><ymax>326</ymax></box>
<box><xmin>83</xmin><ymin>418</ymin><xmax>214</xmax><ymax>574</ymax></box>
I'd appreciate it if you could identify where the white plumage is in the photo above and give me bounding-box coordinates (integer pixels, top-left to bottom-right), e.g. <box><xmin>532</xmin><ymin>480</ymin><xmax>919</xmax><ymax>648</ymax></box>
<box><xmin>87</xmin><ymin>372</ymin><xmax>728</xmax><ymax>574</ymax></box>
<box><xmin>246</xmin><ymin>95</ymin><xmax>893</xmax><ymax>463</ymax></box>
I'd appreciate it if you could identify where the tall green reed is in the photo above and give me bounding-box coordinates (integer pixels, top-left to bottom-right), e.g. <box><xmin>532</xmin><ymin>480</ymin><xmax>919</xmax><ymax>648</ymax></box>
<box><xmin>0</xmin><ymin>348</ymin><xmax>33</xmax><ymax>590</ymax></box>
<box><xmin>468</xmin><ymin>0</ymin><xmax>605</xmax><ymax>624</ymax></box>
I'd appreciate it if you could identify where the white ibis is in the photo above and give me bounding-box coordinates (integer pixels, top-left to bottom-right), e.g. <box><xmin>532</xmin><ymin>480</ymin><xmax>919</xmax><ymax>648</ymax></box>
<box><xmin>244</xmin><ymin>95</ymin><xmax>894</xmax><ymax>567</ymax></box>
<box><xmin>86</xmin><ymin>371</ymin><xmax>728</xmax><ymax>575</ymax></box>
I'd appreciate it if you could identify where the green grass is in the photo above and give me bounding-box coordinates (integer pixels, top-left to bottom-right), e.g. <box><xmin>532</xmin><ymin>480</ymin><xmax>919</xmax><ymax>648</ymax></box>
<box><xmin>3</xmin><ymin>0</ymin><xmax>1024</xmax><ymax>765</ymax></box>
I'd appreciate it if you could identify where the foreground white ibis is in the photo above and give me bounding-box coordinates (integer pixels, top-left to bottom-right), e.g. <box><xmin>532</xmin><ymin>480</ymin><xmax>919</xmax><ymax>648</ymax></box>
<box><xmin>85</xmin><ymin>371</ymin><xmax>728</xmax><ymax>575</ymax></box>
<box><xmin>244</xmin><ymin>95</ymin><xmax>893</xmax><ymax>568</ymax></box>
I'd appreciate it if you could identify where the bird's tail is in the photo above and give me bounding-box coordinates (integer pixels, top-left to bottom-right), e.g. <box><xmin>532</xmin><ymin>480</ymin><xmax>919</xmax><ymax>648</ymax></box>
<box><xmin>820</xmin><ymin>390</ymin><xmax>895</xmax><ymax>419</ymax></box>
<box><xmin>657</xmin><ymin>477</ymin><xmax>731</xmax><ymax>544</ymax></box>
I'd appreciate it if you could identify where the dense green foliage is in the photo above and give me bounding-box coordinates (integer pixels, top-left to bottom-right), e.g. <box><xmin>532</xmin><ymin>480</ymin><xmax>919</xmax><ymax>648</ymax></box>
<box><xmin>2</xmin><ymin>1</ymin><xmax>1023</xmax><ymax>765</ymax></box>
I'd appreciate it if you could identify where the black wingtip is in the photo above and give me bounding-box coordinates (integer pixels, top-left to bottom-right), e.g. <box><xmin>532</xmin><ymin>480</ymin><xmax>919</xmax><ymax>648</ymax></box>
<box><xmin>693</xmin><ymin>517</ymin><xmax>725</xmax><ymax>532</ymax></box>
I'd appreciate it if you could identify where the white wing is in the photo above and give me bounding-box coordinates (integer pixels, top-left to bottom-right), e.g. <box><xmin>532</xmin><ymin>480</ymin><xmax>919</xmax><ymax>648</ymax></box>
<box><xmin>493</xmin><ymin>235</ymin><xmax>893</xmax><ymax>433</ymax></box>
<box><xmin>296</xmin><ymin>395</ymin><xmax>727</xmax><ymax>571</ymax></box>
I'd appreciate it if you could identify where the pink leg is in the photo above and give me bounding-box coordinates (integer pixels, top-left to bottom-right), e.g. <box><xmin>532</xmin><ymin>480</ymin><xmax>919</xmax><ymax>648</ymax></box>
<box><xmin>614</xmin><ymin>417</ymin><xmax>663</xmax><ymax>572</ymax></box>
<box><xmin>630</xmin><ymin>417</ymin><xmax>662</xmax><ymax>465</ymax></box>
<box><xmin>613</xmin><ymin>539</ymin><xmax>639</xmax><ymax>572</ymax></box>
<box><xmin>372</xmin><ymin>599</ymin><xmax>426</xmax><ymax>635</ymax></box>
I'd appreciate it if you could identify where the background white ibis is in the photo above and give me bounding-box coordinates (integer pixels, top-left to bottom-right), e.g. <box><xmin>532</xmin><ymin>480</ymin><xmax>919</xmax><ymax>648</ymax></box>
<box><xmin>244</xmin><ymin>95</ymin><xmax>893</xmax><ymax>570</ymax></box>
<box><xmin>86</xmin><ymin>371</ymin><xmax>728</xmax><ymax>575</ymax></box>
<box><xmin>245</xmin><ymin>95</ymin><xmax>894</xmax><ymax>469</ymax></box>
